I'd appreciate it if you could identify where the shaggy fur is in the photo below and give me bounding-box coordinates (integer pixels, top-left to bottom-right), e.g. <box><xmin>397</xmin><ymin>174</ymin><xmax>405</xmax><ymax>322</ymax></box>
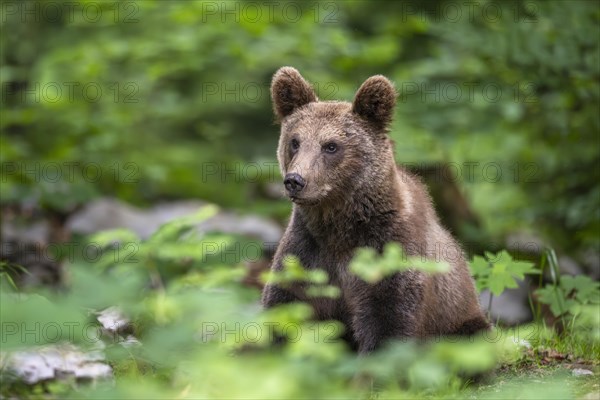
<box><xmin>262</xmin><ymin>67</ymin><xmax>489</xmax><ymax>353</ymax></box>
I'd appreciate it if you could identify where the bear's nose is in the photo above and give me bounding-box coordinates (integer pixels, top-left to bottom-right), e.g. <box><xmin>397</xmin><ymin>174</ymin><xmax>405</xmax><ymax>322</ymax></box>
<box><xmin>284</xmin><ymin>173</ymin><xmax>306</xmax><ymax>196</ymax></box>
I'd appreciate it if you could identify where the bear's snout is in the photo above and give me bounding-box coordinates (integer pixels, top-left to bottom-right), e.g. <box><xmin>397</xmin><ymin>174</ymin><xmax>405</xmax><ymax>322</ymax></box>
<box><xmin>283</xmin><ymin>173</ymin><xmax>306</xmax><ymax>196</ymax></box>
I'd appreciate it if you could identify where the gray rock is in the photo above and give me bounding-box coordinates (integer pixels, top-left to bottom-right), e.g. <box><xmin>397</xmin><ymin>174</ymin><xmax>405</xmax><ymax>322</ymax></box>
<box><xmin>557</xmin><ymin>256</ymin><xmax>584</xmax><ymax>276</ymax></box>
<box><xmin>66</xmin><ymin>198</ymin><xmax>160</xmax><ymax>239</ymax></box>
<box><xmin>4</xmin><ymin>351</ymin><xmax>54</xmax><ymax>384</ymax></box>
<box><xmin>66</xmin><ymin>197</ymin><xmax>283</xmax><ymax>245</ymax></box>
<box><xmin>197</xmin><ymin>213</ymin><xmax>283</xmax><ymax>245</ymax></box>
<box><xmin>2</xmin><ymin>344</ymin><xmax>112</xmax><ymax>384</ymax></box>
<box><xmin>97</xmin><ymin>307</ymin><xmax>130</xmax><ymax>335</ymax></box>
<box><xmin>505</xmin><ymin>232</ymin><xmax>545</xmax><ymax>256</ymax></box>
<box><xmin>572</xmin><ymin>368</ymin><xmax>594</xmax><ymax>377</ymax></box>
<box><xmin>479</xmin><ymin>278</ymin><xmax>532</xmax><ymax>325</ymax></box>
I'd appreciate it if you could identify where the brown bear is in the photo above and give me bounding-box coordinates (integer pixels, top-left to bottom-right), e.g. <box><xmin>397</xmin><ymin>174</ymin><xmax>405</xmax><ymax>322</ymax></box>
<box><xmin>261</xmin><ymin>67</ymin><xmax>489</xmax><ymax>353</ymax></box>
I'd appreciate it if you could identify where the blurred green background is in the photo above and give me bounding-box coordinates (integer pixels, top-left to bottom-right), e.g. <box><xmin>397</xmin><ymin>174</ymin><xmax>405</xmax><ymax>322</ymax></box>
<box><xmin>1</xmin><ymin>0</ymin><xmax>599</xmax><ymax>266</ymax></box>
<box><xmin>1</xmin><ymin>2</ymin><xmax>599</xmax><ymax>398</ymax></box>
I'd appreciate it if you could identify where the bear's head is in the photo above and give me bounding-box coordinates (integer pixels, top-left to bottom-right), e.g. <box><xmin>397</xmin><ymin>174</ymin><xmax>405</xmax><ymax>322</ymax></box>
<box><xmin>271</xmin><ymin>67</ymin><xmax>397</xmax><ymax>207</ymax></box>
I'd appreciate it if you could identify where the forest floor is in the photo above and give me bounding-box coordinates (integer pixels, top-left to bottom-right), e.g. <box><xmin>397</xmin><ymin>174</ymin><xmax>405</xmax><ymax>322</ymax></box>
<box><xmin>473</xmin><ymin>347</ymin><xmax>600</xmax><ymax>399</ymax></box>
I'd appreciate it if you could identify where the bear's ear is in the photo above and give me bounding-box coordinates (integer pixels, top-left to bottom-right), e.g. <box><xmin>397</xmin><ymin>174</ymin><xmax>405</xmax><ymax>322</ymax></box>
<box><xmin>271</xmin><ymin>67</ymin><xmax>318</xmax><ymax>121</ymax></box>
<box><xmin>352</xmin><ymin>75</ymin><xmax>396</xmax><ymax>130</ymax></box>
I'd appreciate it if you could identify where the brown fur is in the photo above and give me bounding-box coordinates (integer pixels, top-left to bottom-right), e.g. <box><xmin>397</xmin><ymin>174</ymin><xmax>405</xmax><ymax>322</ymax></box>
<box><xmin>262</xmin><ymin>67</ymin><xmax>489</xmax><ymax>353</ymax></box>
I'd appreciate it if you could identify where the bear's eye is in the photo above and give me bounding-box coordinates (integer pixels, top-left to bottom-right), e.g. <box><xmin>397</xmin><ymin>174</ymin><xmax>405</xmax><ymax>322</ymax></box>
<box><xmin>290</xmin><ymin>138</ymin><xmax>300</xmax><ymax>152</ymax></box>
<box><xmin>323</xmin><ymin>142</ymin><xmax>338</xmax><ymax>154</ymax></box>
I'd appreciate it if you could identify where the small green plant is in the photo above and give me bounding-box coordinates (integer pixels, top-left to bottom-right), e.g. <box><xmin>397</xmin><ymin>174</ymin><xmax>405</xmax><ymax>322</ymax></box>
<box><xmin>470</xmin><ymin>250</ymin><xmax>539</xmax><ymax>316</ymax></box>
<box><xmin>521</xmin><ymin>249</ymin><xmax>600</xmax><ymax>362</ymax></box>
<box><xmin>534</xmin><ymin>248</ymin><xmax>599</xmax><ymax>320</ymax></box>
<box><xmin>0</xmin><ymin>262</ymin><xmax>29</xmax><ymax>292</ymax></box>
<box><xmin>536</xmin><ymin>275</ymin><xmax>600</xmax><ymax>319</ymax></box>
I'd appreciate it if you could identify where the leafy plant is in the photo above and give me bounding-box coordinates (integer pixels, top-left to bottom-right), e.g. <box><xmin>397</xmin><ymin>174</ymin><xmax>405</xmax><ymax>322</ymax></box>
<box><xmin>470</xmin><ymin>250</ymin><xmax>539</xmax><ymax>316</ymax></box>
<box><xmin>536</xmin><ymin>275</ymin><xmax>600</xmax><ymax>318</ymax></box>
<box><xmin>532</xmin><ymin>248</ymin><xmax>599</xmax><ymax>339</ymax></box>
<box><xmin>2</xmin><ymin>226</ymin><xmax>596</xmax><ymax>399</ymax></box>
<box><xmin>471</xmin><ymin>250</ymin><xmax>539</xmax><ymax>297</ymax></box>
<box><xmin>83</xmin><ymin>204</ymin><xmax>246</xmax><ymax>287</ymax></box>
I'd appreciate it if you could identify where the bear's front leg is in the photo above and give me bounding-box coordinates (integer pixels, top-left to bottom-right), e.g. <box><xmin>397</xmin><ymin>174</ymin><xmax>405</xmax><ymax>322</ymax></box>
<box><xmin>346</xmin><ymin>272</ymin><xmax>424</xmax><ymax>354</ymax></box>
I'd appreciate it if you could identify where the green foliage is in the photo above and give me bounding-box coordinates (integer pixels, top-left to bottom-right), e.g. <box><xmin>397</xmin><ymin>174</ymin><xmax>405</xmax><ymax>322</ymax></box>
<box><xmin>83</xmin><ymin>204</ymin><xmax>246</xmax><ymax>285</ymax></box>
<box><xmin>531</xmin><ymin>248</ymin><xmax>600</xmax><ymax>349</ymax></box>
<box><xmin>2</xmin><ymin>0</ymin><xmax>598</xmax><ymax>256</ymax></box>
<box><xmin>2</xmin><ymin>216</ymin><xmax>598</xmax><ymax>399</ymax></box>
<box><xmin>0</xmin><ymin>219</ymin><xmax>490</xmax><ymax>398</ymax></box>
<box><xmin>471</xmin><ymin>250</ymin><xmax>538</xmax><ymax>296</ymax></box>
<box><xmin>397</xmin><ymin>1</ymin><xmax>600</xmax><ymax>252</ymax></box>
<box><xmin>349</xmin><ymin>242</ymin><xmax>449</xmax><ymax>283</ymax></box>
<box><xmin>536</xmin><ymin>275</ymin><xmax>600</xmax><ymax>318</ymax></box>
<box><xmin>2</xmin><ymin>0</ymin><xmax>599</xmax><ymax>398</ymax></box>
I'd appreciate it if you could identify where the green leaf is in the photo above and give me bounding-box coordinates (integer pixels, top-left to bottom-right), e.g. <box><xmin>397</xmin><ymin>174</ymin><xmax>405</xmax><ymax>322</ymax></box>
<box><xmin>470</xmin><ymin>250</ymin><xmax>538</xmax><ymax>296</ymax></box>
<box><xmin>561</xmin><ymin>275</ymin><xmax>600</xmax><ymax>304</ymax></box>
<box><xmin>349</xmin><ymin>243</ymin><xmax>449</xmax><ymax>284</ymax></box>
<box><xmin>536</xmin><ymin>286</ymin><xmax>568</xmax><ymax>317</ymax></box>
<box><xmin>470</xmin><ymin>256</ymin><xmax>491</xmax><ymax>277</ymax></box>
